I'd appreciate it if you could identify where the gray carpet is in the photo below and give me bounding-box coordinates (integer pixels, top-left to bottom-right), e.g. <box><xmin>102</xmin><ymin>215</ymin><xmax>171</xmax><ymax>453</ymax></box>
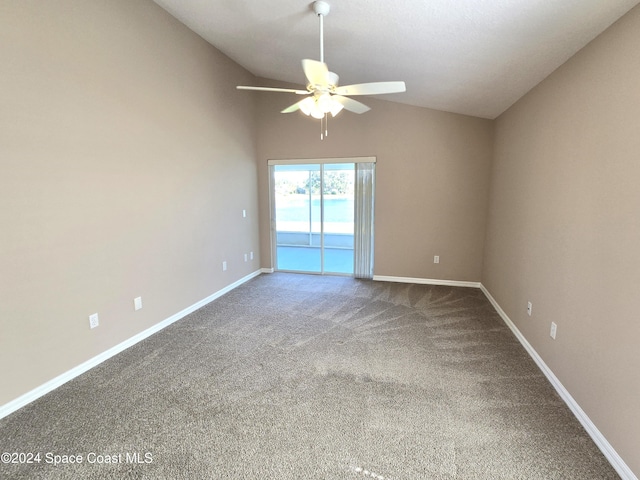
<box><xmin>0</xmin><ymin>273</ymin><xmax>619</xmax><ymax>479</ymax></box>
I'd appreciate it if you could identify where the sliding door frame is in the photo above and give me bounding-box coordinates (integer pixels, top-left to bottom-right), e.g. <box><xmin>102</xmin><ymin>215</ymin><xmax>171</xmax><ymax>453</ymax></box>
<box><xmin>268</xmin><ymin>156</ymin><xmax>376</xmax><ymax>276</ymax></box>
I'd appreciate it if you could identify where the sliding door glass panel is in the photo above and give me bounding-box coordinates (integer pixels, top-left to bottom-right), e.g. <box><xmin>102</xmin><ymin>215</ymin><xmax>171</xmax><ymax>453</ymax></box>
<box><xmin>322</xmin><ymin>163</ymin><xmax>355</xmax><ymax>274</ymax></box>
<box><xmin>274</xmin><ymin>164</ymin><xmax>321</xmax><ymax>273</ymax></box>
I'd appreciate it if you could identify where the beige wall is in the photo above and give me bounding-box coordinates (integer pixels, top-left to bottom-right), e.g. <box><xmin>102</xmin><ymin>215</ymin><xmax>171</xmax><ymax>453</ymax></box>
<box><xmin>2</xmin><ymin>0</ymin><xmax>638</xmax><ymax>476</ymax></box>
<box><xmin>483</xmin><ymin>5</ymin><xmax>640</xmax><ymax>475</ymax></box>
<box><xmin>0</xmin><ymin>1</ymin><xmax>261</xmax><ymax>405</ymax></box>
<box><xmin>256</xmin><ymin>90</ymin><xmax>494</xmax><ymax>281</ymax></box>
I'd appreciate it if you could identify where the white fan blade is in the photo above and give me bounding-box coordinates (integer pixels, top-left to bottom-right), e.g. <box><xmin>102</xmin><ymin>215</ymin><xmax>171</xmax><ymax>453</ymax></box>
<box><xmin>237</xmin><ymin>86</ymin><xmax>308</xmax><ymax>94</ymax></box>
<box><xmin>334</xmin><ymin>81</ymin><xmax>406</xmax><ymax>96</ymax></box>
<box><xmin>302</xmin><ymin>59</ymin><xmax>330</xmax><ymax>87</ymax></box>
<box><xmin>332</xmin><ymin>95</ymin><xmax>370</xmax><ymax>114</ymax></box>
<box><xmin>281</xmin><ymin>99</ymin><xmax>306</xmax><ymax>113</ymax></box>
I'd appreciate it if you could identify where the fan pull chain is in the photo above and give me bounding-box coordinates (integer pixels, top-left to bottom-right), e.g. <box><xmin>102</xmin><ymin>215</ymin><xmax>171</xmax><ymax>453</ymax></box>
<box><xmin>319</xmin><ymin>114</ymin><xmax>329</xmax><ymax>140</ymax></box>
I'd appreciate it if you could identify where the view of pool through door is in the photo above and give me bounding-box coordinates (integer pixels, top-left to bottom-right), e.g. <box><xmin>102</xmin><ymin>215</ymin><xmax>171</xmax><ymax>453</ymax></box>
<box><xmin>272</xmin><ymin>163</ymin><xmax>355</xmax><ymax>275</ymax></box>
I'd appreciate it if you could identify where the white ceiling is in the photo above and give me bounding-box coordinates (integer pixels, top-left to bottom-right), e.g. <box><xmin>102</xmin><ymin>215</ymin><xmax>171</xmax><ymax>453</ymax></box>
<box><xmin>153</xmin><ymin>0</ymin><xmax>639</xmax><ymax>119</ymax></box>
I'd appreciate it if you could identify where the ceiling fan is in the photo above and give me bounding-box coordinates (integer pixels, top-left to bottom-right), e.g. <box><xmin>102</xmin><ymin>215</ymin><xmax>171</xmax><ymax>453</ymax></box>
<box><xmin>236</xmin><ymin>1</ymin><xmax>406</xmax><ymax>139</ymax></box>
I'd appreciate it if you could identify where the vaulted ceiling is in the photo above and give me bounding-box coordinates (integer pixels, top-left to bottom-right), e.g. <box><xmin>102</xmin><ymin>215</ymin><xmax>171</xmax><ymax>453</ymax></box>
<box><xmin>153</xmin><ymin>0</ymin><xmax>639</xmax><ymax>119</ymax></box>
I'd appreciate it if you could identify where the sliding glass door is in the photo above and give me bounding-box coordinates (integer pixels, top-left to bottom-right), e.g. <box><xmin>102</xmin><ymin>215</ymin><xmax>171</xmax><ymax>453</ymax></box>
<box><xmin>270</xmin><ymin>157</ymin><xmax>375</xmax><ymax>278</ymax></box>
<box><xmin>272</xmin><ymin>163</ymin><xmax>354</xmax><ymax>274</ymax></box>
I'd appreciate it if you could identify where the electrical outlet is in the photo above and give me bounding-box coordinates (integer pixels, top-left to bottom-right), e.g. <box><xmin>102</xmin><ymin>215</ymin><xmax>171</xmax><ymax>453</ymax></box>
<box><xmin>222</xmin><ymin>261</ymin><xmax>227</xmax><ymax>271</ymax></box>
<box><xmin>434</xmin><ymin>255</ymin><xmax>440</xmax><ymax>264</ymax></box>
<box><xmin>244</xmin><ymin>253</ymin><xmax>248</xmax><ymax>262</ymax></box>
<box><xmin>550</xmin><ymin>322</ymin><xmax>557</xmax><ymax>339</ymax></box>
<box><xmin>527</xmin><ymin>301</ymin><xmax>532</xmax><ymax>316</ymax></box>
<box><xmin>242</xmin><ymin>209</ymin><xmax>247</xmax><ymax>218</ymax></box>
<box><xmin>134</xmin><ymin>296</ymin><xmax>142</xmax><ymax>311</ymax></box>
<box><xmin>89</xmin><ymin>313</ymin><xmax>99</xmax><ymax>329</ymax></box>
<box><xmin>250</xmin><ymin>251</ymin><xmax>254</xmax><ymax>260</ymax></box>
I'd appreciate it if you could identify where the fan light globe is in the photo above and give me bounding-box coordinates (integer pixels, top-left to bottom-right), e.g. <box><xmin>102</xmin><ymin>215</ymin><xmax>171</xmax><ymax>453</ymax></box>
<box><xmin>310</xmin><ymin>108</ymin><xmax>325</xmax><ymax>119</ymax></box>
<box><xmin>329</xmin><ymin>101</ymin><xmax>344</xmax><ymax>117</ymax></box>
<box><xmin>317</xmin><ymin>93</ymin><xmax>332</xmax><ymax>112</ymax></box>
<box><xmin>299</xmin><ymin>97</ymin><xmax>315</xmax><ymax>116</ymax></box>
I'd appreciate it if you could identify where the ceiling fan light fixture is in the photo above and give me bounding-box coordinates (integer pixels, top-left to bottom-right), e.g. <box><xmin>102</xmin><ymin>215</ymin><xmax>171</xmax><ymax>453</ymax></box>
<box><xmin>300</xmin><ymin>93</ymin><xmax>344</xmax><ymax>119</ymax></box>
<box><xmin>319</xmin><ymin>94</ymin><xmax>344</xmax><ymax>117</ymax></box>
<box><xmin>236</xmin><ymin>1</ymin><xmax>405</xmax><ymax>139</ymax></box>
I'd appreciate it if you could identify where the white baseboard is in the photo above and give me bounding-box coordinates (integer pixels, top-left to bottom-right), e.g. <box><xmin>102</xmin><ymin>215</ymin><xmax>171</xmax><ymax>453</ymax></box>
<box><xmin>479</xmin><ymin>284</ymin><xmax>637</xmax><ymax>480</ymax></box>
<box><xmin>373</xmin><ymin>275</ymin><xmax>481</xmax><ymax>289</ymax></box>
<box><xmin>261</xmin><ymin>267</ymin><xmax>275</xmax><ymax>274</ymax></box>
<box><xmin>0</xmin><ymin>269</ymin><xmax>262</xmax><ymax>420</ymax></box>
